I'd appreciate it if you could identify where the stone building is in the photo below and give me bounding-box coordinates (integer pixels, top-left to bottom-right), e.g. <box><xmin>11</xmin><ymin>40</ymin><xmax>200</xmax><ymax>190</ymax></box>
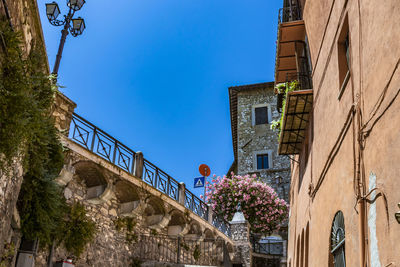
<box><xmin>0</xmin><ymin>0</ymin><xmax>49</xmax><ymax>261</ymax></box>
<box><xmin>273</xmin><ymin>0</ymin><xmax>400</xmax><ymax>266</ymax></box>
<box><xmin>228</xmin><ymin>82</ymin><xmax>291</xmax><ymax>202</ymax></box>
<box><xmin>228</xmin><ymin>82</ymin><xmax>291</xmax><ymax>267</ymax></box>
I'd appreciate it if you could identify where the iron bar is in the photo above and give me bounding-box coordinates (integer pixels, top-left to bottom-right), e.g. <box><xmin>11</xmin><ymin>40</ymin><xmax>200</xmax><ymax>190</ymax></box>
<box><xmin>69</xmin><ymin>113</ymin><xmax>232</xmax><ymax>236</ymax></box>
<box><xmin>278</xmin><ymin>5</ymin><xmax>302</xmax><ymax>24</ymax></box>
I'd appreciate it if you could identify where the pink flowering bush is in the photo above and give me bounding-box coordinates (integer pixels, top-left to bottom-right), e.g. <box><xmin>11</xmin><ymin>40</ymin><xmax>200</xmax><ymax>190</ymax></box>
<box><xmin>203</xmin><ymin>174</ymin><xmax>289</xmax><ymax>234</ymax></box>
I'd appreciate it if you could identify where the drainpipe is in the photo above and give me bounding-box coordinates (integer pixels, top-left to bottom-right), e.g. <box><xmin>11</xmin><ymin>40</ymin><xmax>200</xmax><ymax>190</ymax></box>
<box><xmin>358</xmin><ymin>198</ymin><xmax>367</xmax><ymax>267</ymax></box>
<box><xmin>356</xmin><ymin>106</ymin><xmax>368</xmax><ymax>267</ymax></box>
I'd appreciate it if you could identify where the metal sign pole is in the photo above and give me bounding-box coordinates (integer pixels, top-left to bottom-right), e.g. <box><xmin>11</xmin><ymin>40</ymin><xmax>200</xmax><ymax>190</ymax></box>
<box><xmin>204</xmin><ymin>174</ymin><xmax>207</xmax><ymax>200</ymax></box>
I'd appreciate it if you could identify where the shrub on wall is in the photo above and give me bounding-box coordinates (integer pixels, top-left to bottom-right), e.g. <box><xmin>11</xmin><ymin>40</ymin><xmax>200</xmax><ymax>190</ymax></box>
<box><xmin>204</xmin><ymin>174</ymin><xmax>289</xmax><ymax>234</ymax></box>
<box><xmin>0</xmin><ymin>20</ymin><xmax>96</xmax><ymax>257</ymax></box>
<box><xmin>270</xmin><ymin>80</ymin><xmax>300</xmax><ymax>136</ymax></box>
<box><xmin>59</xmin><ymin>202</ymin><xmax>96</xmax><ymax>257</ymax></box>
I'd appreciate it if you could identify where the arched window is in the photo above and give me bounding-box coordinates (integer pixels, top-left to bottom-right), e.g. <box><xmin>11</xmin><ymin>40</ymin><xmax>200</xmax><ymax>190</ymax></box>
<box><xmin>331</xmin><ymin>211</ymin><xmax>346</xmax><ymax>267</ymax></box>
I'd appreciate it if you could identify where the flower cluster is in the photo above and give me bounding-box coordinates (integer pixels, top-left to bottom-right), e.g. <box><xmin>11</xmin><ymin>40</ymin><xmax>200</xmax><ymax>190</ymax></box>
<box><xmin>202</xmin><ymin>174</ymin><xmax>289</xmax><ymax>234</ymax></box>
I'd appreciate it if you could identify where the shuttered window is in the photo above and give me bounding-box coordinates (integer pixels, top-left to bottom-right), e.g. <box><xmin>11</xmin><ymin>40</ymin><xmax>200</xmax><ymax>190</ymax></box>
<box><xmin>257</xmin><ymin>154</ymin><xmax>269</xmax><ymax>169</ymax></box>
<box><xmin>255</xmin><ymin>106</ymin><xmax>268</xmax><ymax>125</ymax></box>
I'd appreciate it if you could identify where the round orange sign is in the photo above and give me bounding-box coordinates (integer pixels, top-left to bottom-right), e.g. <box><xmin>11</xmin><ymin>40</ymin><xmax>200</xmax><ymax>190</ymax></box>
<box><xmin>199</xmin><ymin>164</ymin><xmax>211</xmax><ymax>177</ymax></box>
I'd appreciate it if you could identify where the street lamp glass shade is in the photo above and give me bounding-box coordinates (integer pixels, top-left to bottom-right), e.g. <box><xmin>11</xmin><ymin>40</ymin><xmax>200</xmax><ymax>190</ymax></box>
<box><xmin>46</xmin><ymin>2</ymin><xmax>60</xmax><ymax>21</ymax></box>
<box><xmin>67</xmin><ymin>0</ymin><xmax>85</xmax><ymax>11</ymax></box>
<box><xmin>71</xmin><ymin>17</ymin><xmax>85</xmax><ymax>36</ymax></box>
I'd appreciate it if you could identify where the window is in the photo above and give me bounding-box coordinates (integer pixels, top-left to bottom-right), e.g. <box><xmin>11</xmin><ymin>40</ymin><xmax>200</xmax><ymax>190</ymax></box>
<box><xmin>257</xmin><ymin>154</ymin><xmax>269</xmax><ymax>169</ymax></box>
<box><xmin>254</xmin><ymin>150</ymin><xmax>273</xmax><ymax>170</ymax></box>
<box><xmin>331</xmin><ymin>211</ymin><xmax>346</xmax><ymax>267</ymax></box>
<box><xmin>338</xmin><ymin>16</ymin><xmax>350</xmax><ymax>97</ymax></box>
<box><xmin>255</xmin><ymin>106</ymin><xmax>268</xmax><ymax>125</ymax></box>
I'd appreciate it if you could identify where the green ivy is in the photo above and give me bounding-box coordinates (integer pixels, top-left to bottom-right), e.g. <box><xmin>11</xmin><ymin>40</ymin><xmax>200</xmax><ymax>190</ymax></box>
<box><xmin>114</xmin><ymin>217</ymin><xmax>138</xmax><ymax>244</ymax></box>
<box><xmin>130</xmin><ymin>257</ymin><xmax>142</xmax><ymax>267</ymax></box>
<box><xmin>0</xmin><ymin>20</ymin><xmax>96</xmax><ymax>258</ymax></box>
<box><xmin>59</xmin><ymin>202</ymin><xmax>96</xmax><ymax>258</ymax></box>
<box><xmin>271</xmin><ymin>80</ymin><xmax>300</xmax><ymax>139</ymax></box>
<box><xmin>193</xmin><ymin>245</ymin><xmax>201</xmax><ymax>261</ymax></box>
<box><xmin>0</xmin><ymin>242</ymin><xmax>15</xmax><ymax>267</ymax></box>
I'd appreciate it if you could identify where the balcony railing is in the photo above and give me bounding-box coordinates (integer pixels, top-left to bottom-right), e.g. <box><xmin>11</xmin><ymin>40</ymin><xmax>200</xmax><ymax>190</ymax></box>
<box><xmin>278</xmin><ymin>5</ymin><xmax>302</xmax><ymax>24</ymax></box>
<box><xmin>142</xmin><ymin>159</ymin><xmax>180</xmax><ymax>201</ymax></box>
<box><xmin>184</xmin><ymin>189</ymin><xmax>209</xmax><ymax>221</ymax></box>
<box><xmin>252</xmin><ymin>239</ymin><xmax>284</xmax><ymax>256</ymax></box>
<box><xmin>212</xmin><ymin>216</ymin><xmax>232</xmax><ymax>237</ymax></box>
<box><xmin>69</xmin><ymin>113</ymin><xmax>231</xmax><ymax>237</ymax></box>
<box><xmin>286</xmin><ymin>72</ymin><xmax>313</xmax><ymax>90</ymax></box>
<box><xmin>69</xmin><ymin>113</ymin><xmax>136</xmax><ymax>173</ymax></box>
<box><xmin>132</xmin><ymin>234</ymin><xmax>227</xmax><ymax>266</ymax></box>
<box><xmin>277</xmin><ymin>72</ymin><xmax>312</xmax><ymax>112</ymax></box>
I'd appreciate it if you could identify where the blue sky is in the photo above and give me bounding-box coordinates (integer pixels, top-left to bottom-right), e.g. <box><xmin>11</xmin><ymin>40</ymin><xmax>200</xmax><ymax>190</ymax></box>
<box><xmin>38</xmin><ymin>0</ymin><xmax>281</xmax><ymax>195</ymax></box>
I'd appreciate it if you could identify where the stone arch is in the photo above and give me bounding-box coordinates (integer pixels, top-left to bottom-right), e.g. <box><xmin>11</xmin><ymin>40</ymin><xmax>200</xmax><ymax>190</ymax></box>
<box><xmin>114</xmin><ymin>180</ymin><xmax>142</xmax><ymax>216</ymax></box>
<box><xmin>143</xmin><ymin>197</ymin><xmax>170</xmax><ymax>229</ymax></box>
<box><xmin>185</xmin><ymin>221</ymin><xmax>203</xmax><ymax>238</ymax></box>
<box><xmin>74</xmin><ymin>161</ymin><xmax>113</xmax><ymax>204</ymax></box>
<box><xmin>226</xmin><ymin>242</ymin><xmax>234</xmax><ymax>254</ymax></box>
<box><xmin>167</xmin><ymin>210</ymin><xmax>188</xmax><ymax>236</ymax></box>
<box><xmin>203</xmin><ymin>229</ymin><xmax>216</xmax><ymax>240</ymax></box>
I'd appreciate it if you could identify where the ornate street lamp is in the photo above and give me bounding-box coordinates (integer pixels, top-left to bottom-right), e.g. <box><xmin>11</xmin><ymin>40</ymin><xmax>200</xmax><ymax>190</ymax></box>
<box><xmin>45</xmin><ymin>0</ymin><xmax>86</xmax><ymax>75</ymax></box>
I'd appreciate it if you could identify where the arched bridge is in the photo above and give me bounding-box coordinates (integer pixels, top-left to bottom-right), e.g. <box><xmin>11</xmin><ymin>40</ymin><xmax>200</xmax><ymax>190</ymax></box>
<box><xmin>50</xmin><ymin>92</ymin><xmax>281</xmax><ymax>266</ymax></box>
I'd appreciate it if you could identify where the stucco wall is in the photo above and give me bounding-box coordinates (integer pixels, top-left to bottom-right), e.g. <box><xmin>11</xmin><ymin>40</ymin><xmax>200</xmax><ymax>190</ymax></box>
<box><xmin>287</xmin><ymin>0</ymin><xmax>400</xmax><ymax>266</ymax></box>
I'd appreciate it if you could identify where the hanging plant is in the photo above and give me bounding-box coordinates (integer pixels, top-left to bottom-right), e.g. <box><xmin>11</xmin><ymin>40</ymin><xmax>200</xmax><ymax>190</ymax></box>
<box><xmin>271</xmin><ymin>80</ymin><xmax>301</xmax><ymax>137</ymax></box>
<box><xmin>204</xmin><ymin>174</ymin><xmax>288</xmax><ymax>234</ymax></box>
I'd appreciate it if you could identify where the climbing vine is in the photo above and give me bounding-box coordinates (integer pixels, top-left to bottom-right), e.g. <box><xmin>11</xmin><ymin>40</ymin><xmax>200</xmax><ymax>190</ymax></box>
<box><xmin>0</xmin><ymin>242</ymin><xmax>15</xmax><ymax>267</ymax></box>
<box><xmin>59</xmin><ymin>202</ymin><xmax>96</xmax><ymax>257</ymax></box>
<box><xmin>114</xmin><ymin>217</ymin><xmax>138</xmax><ymax>244</ymax></box>
<box><xmin>270</xmin><ymin>80</ymin><xmax>300</xmax><ymax>137</ymax></box>
<box><xmin>0</xmin><ymin>20</ymin><xmax>95</xmax><ymax>258</ymax></box>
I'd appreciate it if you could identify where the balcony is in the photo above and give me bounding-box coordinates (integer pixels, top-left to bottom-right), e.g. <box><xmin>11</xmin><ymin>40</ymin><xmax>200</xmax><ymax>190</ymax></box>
<box><xmin>275</xmin><ymin>5</ymin><xmax>306</xmax><ymax>85</ymax></box>
<box><xmin>277</xmin><ymin>73</ymin><xmax>313</xmax><ymax>155</ymax></box>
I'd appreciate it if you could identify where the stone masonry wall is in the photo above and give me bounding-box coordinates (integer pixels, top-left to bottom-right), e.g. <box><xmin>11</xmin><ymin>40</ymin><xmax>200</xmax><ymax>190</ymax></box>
<box><xmin>36</xmin><ymin>175</ymin><xmax>140</xmax><ymax>266</ymax></box>
<box><xmin>236</xmin><ymin>87</ymin><xmax>291</xmax><ymax>202</ymax></box>
<box><xmin>0</xmin><ymin>0</ymin><xmax>48</xmax><ymax>259</ymax></box>
<box><xmin>35</xmin><ymin>151</ymin><xmax>162</xmax><ymax>267</ymax></box>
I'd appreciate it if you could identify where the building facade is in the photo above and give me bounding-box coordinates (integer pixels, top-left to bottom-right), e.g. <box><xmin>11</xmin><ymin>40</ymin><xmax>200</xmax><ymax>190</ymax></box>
<box><xmin>228</xmin><ymin>82</ymin><xmax>291</xmax><ymax>267</ymax></box>
<box><xmin>274</xmin><ymin>0</ymin><xmax>400</xmax><ymax>266</ymax></box>
<box><xmin>0</xmin><ymin>0</ymin><xmax>49</xmax><ymax>260</ymax></box>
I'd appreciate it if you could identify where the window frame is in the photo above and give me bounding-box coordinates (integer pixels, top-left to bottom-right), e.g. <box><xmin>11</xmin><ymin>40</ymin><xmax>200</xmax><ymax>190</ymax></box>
<box><xmin>252</xmin><ymin>104</ymin><xmax>272</xmax><ymax>126</ymax></box>
<box><xmin>330</xmin><ymin>211</ymin><xmax>346</xmax><ymax>267</ymax></box>
<box><xmin>337</xmin><ymin>15</ymin><xmax>350</xmax><ymax>100</ymax></box>
<box><xmin>253</xmin><ymin>150</ymin><xmax>273</xmax><ymax>171</ymax></box>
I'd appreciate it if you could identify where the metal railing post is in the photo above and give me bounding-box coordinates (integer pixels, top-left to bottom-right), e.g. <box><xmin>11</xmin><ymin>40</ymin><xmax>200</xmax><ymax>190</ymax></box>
<box><xmin>177</xmin><ymin>236</ymin><xmax>181</xmax><ymax>264</ymax></box>
<box><xmin>208</xmin><ymin>207</ymin><xmax>213</xmax><ymax>224</ymax></box>
<box><xmin>133</xmin><ymin>152</ymin><xmax>144</xmax><ymax>178</ymax></box>
<box><xmin>178</xmin><ymin>182</ymin><xmax>186</xmax><ymax>205</ymax></box>
<box><xmin>112</xmin><ymin>140</ymin><xmax>118</xmax><ymax>164</ymax></box>
<box><xmin>90</xmin><ymin>127</ymin><xmax>97</xmax><ymax>151</ymax></box>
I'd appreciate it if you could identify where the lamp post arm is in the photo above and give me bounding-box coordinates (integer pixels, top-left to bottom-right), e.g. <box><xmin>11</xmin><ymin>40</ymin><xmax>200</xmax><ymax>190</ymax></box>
<box><xmin>52</xmin><ymin>26</ymin><xmax>68</xmax><ymax>75</ymax></box>
<box><xmin>52</xmin><ymin>8</ymin><xmax>75</xmax><ymax>75</ymax></box>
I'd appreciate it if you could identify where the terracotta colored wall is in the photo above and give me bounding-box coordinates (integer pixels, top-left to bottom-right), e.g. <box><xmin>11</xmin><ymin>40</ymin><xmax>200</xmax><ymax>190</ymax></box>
<box><xmin>287</xmin><ymin>0</ymin><xmax>400</xmax><ymax>266</ymax></box>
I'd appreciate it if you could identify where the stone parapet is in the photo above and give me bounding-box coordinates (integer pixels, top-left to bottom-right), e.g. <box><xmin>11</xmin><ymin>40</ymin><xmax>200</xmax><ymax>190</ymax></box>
<box><xmin>52</xmin><ymin>91</ymin><xmax>77</xmax><ymax>135</ymax></box>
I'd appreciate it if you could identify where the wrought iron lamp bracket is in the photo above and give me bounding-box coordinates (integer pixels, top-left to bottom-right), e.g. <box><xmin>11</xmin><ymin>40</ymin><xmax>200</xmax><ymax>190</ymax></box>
<box><xmin>49</xmin><ymin>18</ymin><xmax>66</xmax><ymax>26</ymax></box>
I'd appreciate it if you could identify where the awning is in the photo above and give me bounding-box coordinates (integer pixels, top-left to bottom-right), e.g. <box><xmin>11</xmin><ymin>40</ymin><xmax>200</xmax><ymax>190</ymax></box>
<box><xmin>278</xmin><ymin>90</ymin><xmax>313</xmax><ymax>155</ymax></box>
<box><xmin>275</xmin><ymin>20</ymin><xmax>306</xmax><ymax>84</ymax></box>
